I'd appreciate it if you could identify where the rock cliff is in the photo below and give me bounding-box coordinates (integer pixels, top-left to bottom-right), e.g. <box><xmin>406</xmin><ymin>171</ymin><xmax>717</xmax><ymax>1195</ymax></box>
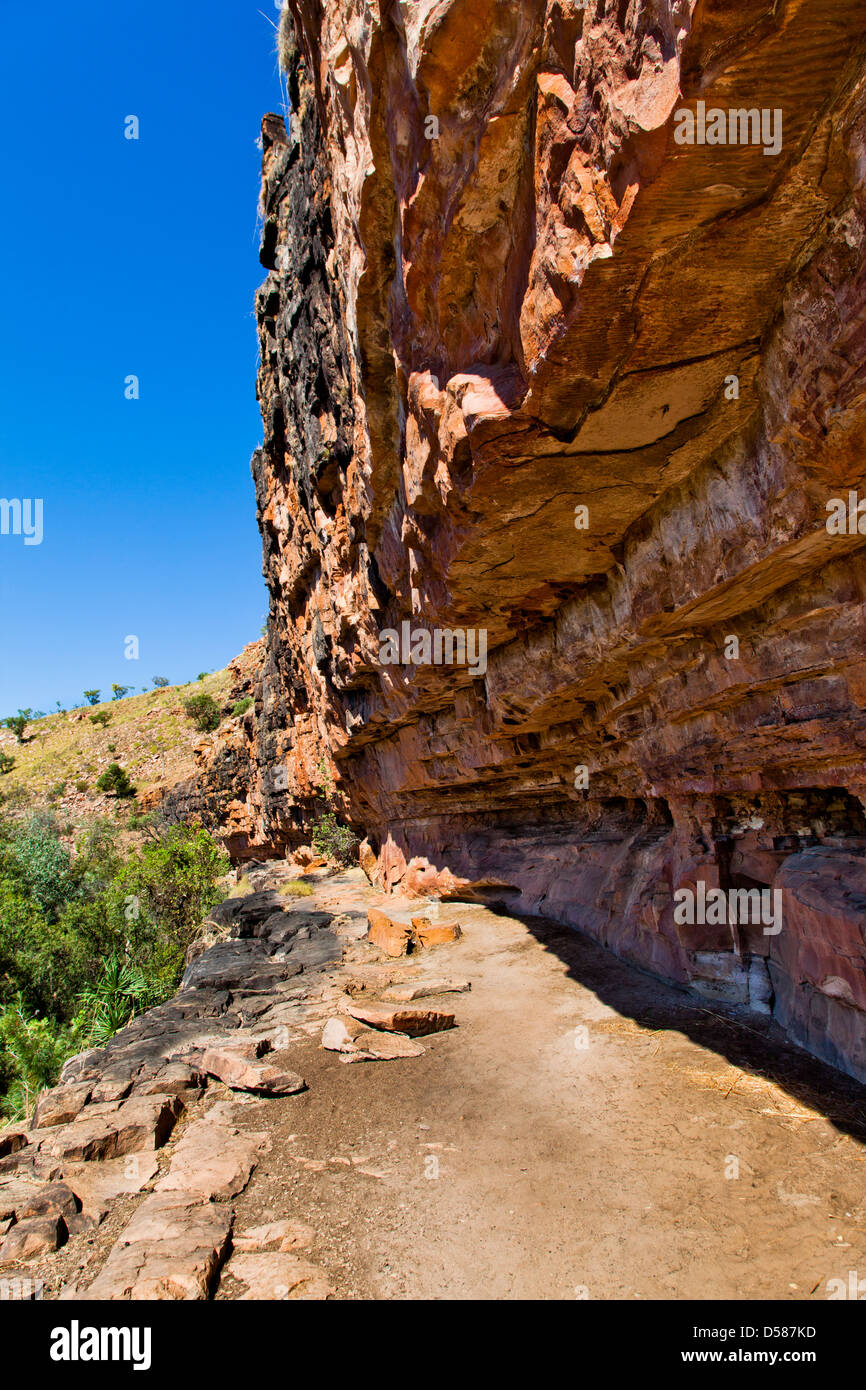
<box><xmin>179</xmin><ymin>0</ymin><xmax>866</xmax><ymax>1082</ymax></box>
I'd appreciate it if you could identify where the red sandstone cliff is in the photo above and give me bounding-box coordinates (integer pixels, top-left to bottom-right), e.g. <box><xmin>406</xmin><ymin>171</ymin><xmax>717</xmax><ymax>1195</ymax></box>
<box><xmin>175</xmin><ymin>0</ymin><xmax>866</xmax><ymax>1082</ymax></box>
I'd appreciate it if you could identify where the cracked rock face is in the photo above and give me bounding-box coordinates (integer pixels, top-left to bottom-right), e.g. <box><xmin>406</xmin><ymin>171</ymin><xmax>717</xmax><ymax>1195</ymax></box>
<box><xmin>180</xmin><ymin>1</ymin><xmax>866</xmax><ymax>1081</ymax></box>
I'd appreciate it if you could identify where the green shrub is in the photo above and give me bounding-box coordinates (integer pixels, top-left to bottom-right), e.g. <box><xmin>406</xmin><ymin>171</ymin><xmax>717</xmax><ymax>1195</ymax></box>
<box><xmin>152</xmin><ymin>676</ymin><xmax>169</xmax><ymax>688</ymax></box>
<box><xmin>96</xmin><ymin>763</ymin><xmax>136</xmax><ymax>799</ymax></box>
<box><xmin>231</xmin><ymin>697</ymin><xmax>253</xmax><ymax>718</ymax></box>
<box><xmin>75</xmin><ymin>779</ymin><xmax>88</xmax><ymax>792</ymax></box>
<box><xmin>89</xmin><ymin>711</ymin><xmax>111</xmax><ymax>729</ymax></box>
<box><xmin>2</xmin><ymin>712</ymin><xmax>29</xmax><ymax>743</ymax></box>
<box><xmin>311</xmin><ymin>813</ymin><xmax>358</xmax><ymax>866</ymax></box>
<box><xmin>76</xmin><ymin>953</ymin><xmax>156</xmax><ymax>1047</ymax></box>
<box><xmin>0</xmin><ymin>812</ymin><xmax>230</xmax><ymax>1113</ymax></box>
<box><xmin>183</xmin><ymin>693</ymin><xmax>221</xmax><ymax>732</ymax></box>
<box><xmin>0</xmin><ymin>752</ymin><xmax>14</xmax><ymax>776</ymax></box>
<box><xmin>0</xmin><ymin>1001</ymin><xmax>80</xmax><ymax>1121</ymax></box>
<box><xmin>8</xmin><ymin>813</ymin><xmax>73</xmax><ymax>915</ymax></box>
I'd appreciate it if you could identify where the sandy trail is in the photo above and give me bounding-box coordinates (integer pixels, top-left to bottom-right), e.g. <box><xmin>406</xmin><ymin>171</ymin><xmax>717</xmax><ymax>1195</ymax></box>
<box><xmin>216</xmin><ymin>877</ymin><xmax>866</xmax><ymax>1301</ymax></box>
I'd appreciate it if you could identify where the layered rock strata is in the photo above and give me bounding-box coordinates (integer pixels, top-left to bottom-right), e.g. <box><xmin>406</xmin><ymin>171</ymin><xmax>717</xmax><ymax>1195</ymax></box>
<box><xmin>177</xmin><ymin>0</ymin><xmax>866</xmax><ymax>1081</ymax></box>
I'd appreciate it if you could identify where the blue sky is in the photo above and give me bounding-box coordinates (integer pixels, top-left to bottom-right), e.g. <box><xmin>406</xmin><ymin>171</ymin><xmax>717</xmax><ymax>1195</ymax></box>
<box><xmin>0</xmin><ymin>0</ymin><xmax>288</xmax><ymax>714</ymax></box>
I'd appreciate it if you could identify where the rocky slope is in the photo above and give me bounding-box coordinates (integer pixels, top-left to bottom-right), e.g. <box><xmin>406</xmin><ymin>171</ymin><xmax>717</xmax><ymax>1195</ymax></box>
<box><xmin>177</xmin><ymin>0</ymin><xmax>866</xmax><ymax>1082</ymax></box>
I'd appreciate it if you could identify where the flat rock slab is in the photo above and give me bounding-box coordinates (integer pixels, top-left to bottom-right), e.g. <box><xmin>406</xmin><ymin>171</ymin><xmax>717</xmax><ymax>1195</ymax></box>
<box><xmin>344</xmin><ymin>1001</ymin><xmax>456</xmax><ymax>1036</ymax></box>
<box><xmin>340</xmin><ymin>1030</ymin><xmax>426</xmax><ymax>1062</ymax></box>
<box><xmin>156</xmin><ymin>1106</ymin><xmax>269</xmax><ymax>1200</ymax></box>
<box><xmin>60</xmin><ymin>1154</ymin><xmax>159</xmax><ymax>1222</ymax></box>
<box><xmin>134</xmin><ymin>1062</ymin><xmax>206</xmax><ymax>1096</ymax></box>
<box><xmin>287</xmin><ymin>931</ymin><xmax>342</xmax><ymax>971</ymax></box>
<box><xmin>181</xmin><ymin>940</ymin><xmax>302</xmax><ymax>992</ymax></box>
<box><xmin>224</xmin><ymin>1251</ymin><xmax>332</xmax><ymax>1300</ymax></box>
<box><xmin>43</xmin><ymin>1094</ymin><xmax>184</xmax><ymax>1162</ymax></box>
<box><xmin>381</xmin><ymin>979</ymin><xmax>471</xmax><ymax>1001</ymax></box>
<box><xmin>232</xmin><ymin>1219</ymin><xmax>315</xmax><ymax>1253</ymax></box>
<box><xmin>321</xmin><ymin>1016</ymin><xmax>367</xmax><ymax>1053</ymax></box>
<box><xmin>201</xmin><ymin>1047</ymin><xmax>306</xmax><ymax>1096</ymax></box>
<box><xmin>80</xmin><ymin>1195</ymin><xmax>233</xmax><ymax>1300</ymax></box>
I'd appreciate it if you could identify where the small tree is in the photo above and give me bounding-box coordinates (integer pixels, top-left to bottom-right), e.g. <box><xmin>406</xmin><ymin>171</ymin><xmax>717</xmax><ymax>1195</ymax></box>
<box><xmin>3</xmin><ymin>711</ymin><xmax>30</xmax><ymax>743</ymax></box>
<box><xmin>311</xmin><ymin>812</ymin><xmax>359</xmax><ymax>866</ymax></box>
<box><xmin>183</xmin><ymin>693</ymin><xmax>221</xmax><ymax>732</ymax></box>
<box><xmin>111</xmin><ymin>684</ymin><xmax>132</xmax><ymax>701</ymax></box>
<box><xmin>0</xmin><ymin>751</ymin><xmax>15</xmax><ymax>775</ymax></box>
<box><xmin>96</xmin><ymin>763</ymin><xmax>136</xmax><ymax>799</ymax></box>
<box><xmin>89</xmin><ymin>711</ymin><xmax>111</xmax><ymax>729</ymax></box>
<box><xmin>83</xmin><ymin>690</ymin><xmax>101</xmax><ymax>705</ymax></box>
<box><xmin>152</xmin><ymin>676</ymin><xmax>169</xmax><ymax>689</ymax></box>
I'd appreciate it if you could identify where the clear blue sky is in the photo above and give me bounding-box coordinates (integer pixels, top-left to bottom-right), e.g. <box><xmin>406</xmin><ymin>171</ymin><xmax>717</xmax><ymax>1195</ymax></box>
<box><xmin>0</xmin><ymin>0</ymin><xmax>288</xmax><ymax>715</ymax></box>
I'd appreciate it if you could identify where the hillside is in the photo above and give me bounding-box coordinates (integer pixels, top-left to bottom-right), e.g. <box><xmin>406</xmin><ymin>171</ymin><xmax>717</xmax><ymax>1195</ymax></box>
<box><xmin>0</xmin><ymin>643</ymin><xmax>262</xmax><ymax>825</ymax></box>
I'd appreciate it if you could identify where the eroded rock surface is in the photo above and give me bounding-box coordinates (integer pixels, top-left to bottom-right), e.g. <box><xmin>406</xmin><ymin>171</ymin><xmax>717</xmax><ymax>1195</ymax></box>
<box><xmin>166</xmin><ymin>2</ymin><xmax>866</xmax><ymax>1080</ymax></box>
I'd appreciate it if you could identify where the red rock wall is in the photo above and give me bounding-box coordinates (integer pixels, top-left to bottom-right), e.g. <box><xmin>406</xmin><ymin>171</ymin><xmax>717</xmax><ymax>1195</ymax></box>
<box><xmin>189</xmin><ymin>0</ymin><xmax>866</xmax><ymax>1081</ymax></box>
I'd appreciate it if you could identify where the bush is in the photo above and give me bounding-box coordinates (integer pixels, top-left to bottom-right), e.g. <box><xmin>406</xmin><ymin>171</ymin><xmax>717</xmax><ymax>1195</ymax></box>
<box><xmin>75</xmin><ymin>779</ymin><xmax>88</xmax><ymax>793</ymax></box>
<box><xmin>0</xmin><ymin>811</ymin><xmax>230</xmax><ymax>1113</ymax></box>
<box><xmin>76</xmin><ymin>954</ymin><xmax>155</xmax><ymax>1047</ymax></box>
<box><xmin>231</xmin><ymin>697</ymin><xmax>253</xmax><ymax>718</ymax></box>
<box><xmin>3</xmin><ymin>712</ymin><xmax>29</xmax><ymax>743</ymax></box>
<box><xmin>311</xmin><ymin>813</ymin><xmax>359</xmax><ymax>866</ymax></box>
<box><xmin>183</xmin><ymin>693</ymin><xmax>221</xmax><ymax>732</ymax></box>
<box><xmin>96</xmin><ymin>763</ymin><xmax>136</xmax><ymax>799</ymax></box>
<box><xmin>8</xmin><ymin>813</ymin><xmax>73</xmax><ymax>915</ymax></box>
<box><xmin>89</xmin><ymin>711</ymin><xmax>111</xmax><ymax>729</ymax></box>
<box><xmin>0</xmin><ymin>752</ymin><xmax>14</xmax><ymax>775</ymax></box>
<box><xmin>0</xmin><ymin>1002</ymin><xmax>80</xmax><ymax>1121</ymax></box>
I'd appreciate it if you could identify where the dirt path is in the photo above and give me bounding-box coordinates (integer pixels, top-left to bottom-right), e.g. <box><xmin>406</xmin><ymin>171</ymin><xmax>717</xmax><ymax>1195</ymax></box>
<box><xmin>218</xmin><ymin>878</ymin><xmax>866</xmax><ymax>1301</ymax></box>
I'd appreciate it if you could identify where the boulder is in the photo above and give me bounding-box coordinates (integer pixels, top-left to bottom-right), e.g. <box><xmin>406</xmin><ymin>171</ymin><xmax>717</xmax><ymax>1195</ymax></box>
<box><xmin>201</xmin><ymin>1047</ymin><xmax>306</xmax><ymax>1096</ymax></box>
<box><xmin>366</xmin><ymin>907</ymin><xmax>413</xmax><ymax>958</ymax></box>
<box><xmin>0</xmin><ymin>1214</ymin><xmax>66</xmax><ymax>1265</ymax></box>
<box><xmin>411</xmin><ymin>918</ymin><xmax>464</xmax><ymax>949</ymax></box>
<box><xmin>31</xmin><ymin>1083</ymin><xmax>93</xmax><ymax>1131</ymax></box>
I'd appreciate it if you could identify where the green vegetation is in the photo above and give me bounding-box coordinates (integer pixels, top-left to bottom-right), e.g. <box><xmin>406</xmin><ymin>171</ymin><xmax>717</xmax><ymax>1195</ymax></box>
<box><xmin>183</xmin><ymin>693</ymin><xmax>221</xmax><ymax>733</ymax></box>
<box><xmin>311</xmin><ymin>756</ymin><xmax>358</xmax><ymax>865</ymax></box>
<box><xmin>83</xmin><ymin>690</ymin><xmax>101</xmax><ymax>705</ymax></box>
<box><xmin>278</xmin><ymin>879</ymin><xmax>314</xmax><ymax>897</ymax></box>
<box><xmin>95</xmin><ymin>763</ymin><xmax>136</xmax><ymax>799</ymax></box>
<box><xmin>111</xmin><ymin>684</ymin><xmax>132</xmax><ymax>701</ymax></box>
<box><xmin>89</xmin><ymin>711</ymin><xmax>111</xmax><ymax>729</ymax></box>
<box><xmin>231</xmin><ymin>697</ymin><xmax>253</xmax><ymax>718</ymax></box>
<box><xmin>152</xmin><ymin>676</ymin><xmax>170</xmax><ymax>689</ymax></box>
<box><xmin>3</xmin><ymin>712</ymin><xmax>30</xmax><ymax>743</ymax></box>
<box><xmin>0</xmin><ymin>809</ymin><xmax>229</xmax><ymax>1119</ymax></box>
<box><xmin>311</xmin><ymin>811</ymin><xmax>358</xmax><ymax>866</ymax></box>
<box><xmin>0</xmin><ymin>752</ymin><xmax>15</xmax><ymax>776</ymax></box>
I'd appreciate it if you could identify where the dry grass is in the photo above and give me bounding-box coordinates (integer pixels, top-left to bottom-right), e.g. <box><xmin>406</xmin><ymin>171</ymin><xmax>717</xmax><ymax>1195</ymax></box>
<box><xmin>279</xmin><ymin>879</ymin><xmax>315</xmax><ymax>897</ymax></box>
<box><xmin>0</xmin><ymin>671</ymin><xmax>234</xmax><ymax>816</ymax></box>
